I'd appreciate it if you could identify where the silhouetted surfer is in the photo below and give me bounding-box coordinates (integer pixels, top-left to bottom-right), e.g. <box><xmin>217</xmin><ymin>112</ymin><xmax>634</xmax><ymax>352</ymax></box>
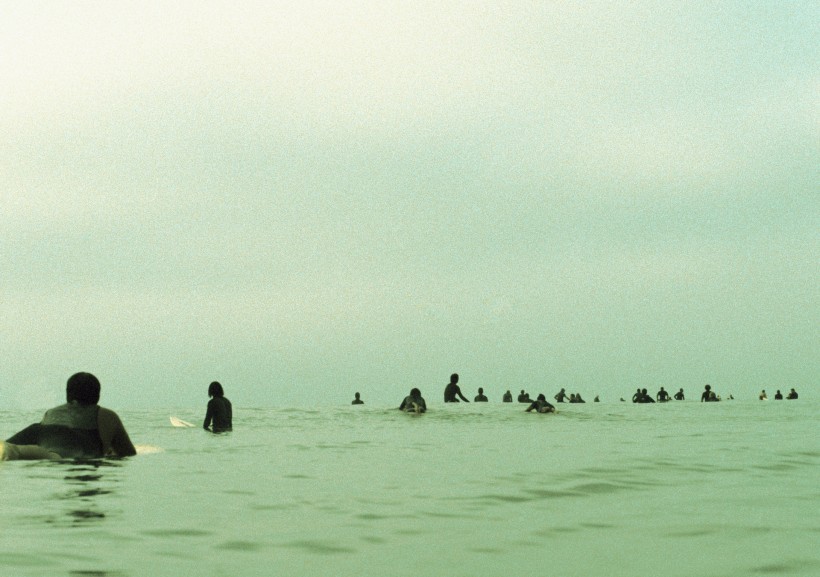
<box><xmin>399</xmin><ymin>388</ymin><xmax>426</xmax><ymax>413</ymax></box>
<box><xmin>2</xmin><ymin>372</ymin><xmax>136</xmax><ymax>460</ymax></box>
<box><xmin>474</xmin><ymin>388</ymin><xmax>488</xmax><ymax>402</ymax></box>
<box><xmin>554</xmin><ymin>388</ymin><xmax>570</xmax><ymax>403</ymax></box>
<box><xmin>517</xmin><ymin>390</ymin><xmax>530</xmax><ymax>403</ymax></box>
<box><xmin>701</xmin><ymin>384</ymin><xmax>717</xmax><ymax>402</ymax></box>
<box><xmin>351</xmin><ymin>392</ymin><xmax>364</xmax><ymax>405</ymax></box>
<box><xmin>526</xmin><ymin>394</ymin><xmax>555</xmax><ymax>413</ymax></box>
<box><xmin>204</xmin><ymin>381</ymin><xmax>232</xmax><ymax>432</ymax></box>
<box><xmin>674</xmin><ymin>388</ymin><xmax>685</xmax><ymax>401</ymax></box>
<box><xmin>502</xmin><ymin>390</ymin><xmax>513</xmax><ymax>402</ymax></box>
<box><xmin>774</xmin><ymin>390</ymin><xmax>783</xmax><ymax>400</ymax></box>
<box><xmin>444</xmin><ymin>373</ymin><xmax>469</xmax><ymax>402</ymax></box>
<box><xmin>656</xmin><ymin>387</ymin><xmax>670</xmax><ymax>402</ymax></box>
<box><xmin>787</xmin><ymin>388</ymin><xmax>798</xmax><ymax>400</ymax></box>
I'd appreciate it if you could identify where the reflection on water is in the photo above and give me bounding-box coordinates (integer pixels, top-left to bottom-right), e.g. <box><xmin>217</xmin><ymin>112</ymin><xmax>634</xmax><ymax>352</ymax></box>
<box><xmin>41</xmin><ymin>459</ymin><xmax>122</xmax><ymax>527</ymax></box>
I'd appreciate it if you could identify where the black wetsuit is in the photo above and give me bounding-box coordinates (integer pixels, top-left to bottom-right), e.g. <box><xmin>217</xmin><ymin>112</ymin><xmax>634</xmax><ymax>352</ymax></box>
<box><xmin>444</xmin><ymin>383</ymin><xmax>469</xmax><ymax>402</ymax></box>
<box><xmin>352</xmin><ymin>399</ymin><xmax>364</xmax><ymax>405</ymax></box>
<box><xmin>204</xmin><ymin>396</ymin><xmax>233</xmax><ymax>432</ymax></box>
<box><xmin>554</xmin><ymin>391</ymin><xmax>569</xmax><ymax>403</ymax></box>
<box><xmin>474</xmin><ymin>394</ymin><xmax>488</xmax><ymax>402</ymax></box>
<box><xmin>6</xmin><ymin>402</ymin><xmax>103</xmax><ymax>459</ymax></box>
<box><xmin>657</xmin><ymin>390</ymin><xmax>669</xmax><ymax>402</ymax></box>
<box><xmin>526</xmin><ymin>399</ymin><xmax>555</xmax><ymax>413</ymax></box>
<box><xmin>787</xmin><ymin>391</ymin><xmax>798</xmax><ymax>400</ymax></box>
<box><xmin>502</xmin><ymin>392</ymin><xmax>512</xmax><ymax>402</ymax></box>
<box><xmin>674</xmin><ymin>391</ymin><xmax>684</xmax><ymax>400</ymax></box>
<box><xmin>399</xmin><ymin>395</ymin><xmax>426</xmax><ymax>412</ymax></box>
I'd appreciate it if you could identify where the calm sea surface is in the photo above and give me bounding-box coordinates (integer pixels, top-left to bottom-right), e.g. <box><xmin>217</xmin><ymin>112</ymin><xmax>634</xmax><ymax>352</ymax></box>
<box><xmin>1</xmin><ymin>400</ymin><xmax>818</xmax><ymax>577</ymax></box>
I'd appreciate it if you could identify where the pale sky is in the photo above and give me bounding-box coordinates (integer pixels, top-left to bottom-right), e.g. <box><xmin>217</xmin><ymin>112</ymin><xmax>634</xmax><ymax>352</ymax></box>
<box><xmin>1</xmin><ymin>1</ymin><xmax>817</xmax><ymax>409</ymax></box>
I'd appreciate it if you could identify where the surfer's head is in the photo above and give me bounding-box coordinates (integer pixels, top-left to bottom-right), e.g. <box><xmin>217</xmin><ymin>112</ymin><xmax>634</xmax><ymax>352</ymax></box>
<box><xmin>410</xmin><ymin>388</ymin><xmax>421</xmax><ymax>397</ymax></box>
<box><xmin>450</xmin><ymin>373</ymin><xmax>459</xmax><ymax>384</ymax></box>
<box><xmin>66</xmin><ymin>372</ymin><xmax>101</xmax><ymax>405</ymax></box>
<box><xmin>208</xmin><ymin>381</ymin><xmax>225</xmax><ymax>398</ymax></box>
<box><xmin>537</xmin><ymin>394</ymin><xmax>546</xmax><ymax>401</ymax></box>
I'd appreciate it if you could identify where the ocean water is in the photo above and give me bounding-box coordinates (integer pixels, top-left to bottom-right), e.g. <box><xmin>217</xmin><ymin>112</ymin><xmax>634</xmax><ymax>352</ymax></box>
<box><xmin>1</xmin><ymin>399</ymin><xmax>818</xmax><ymax>577</ymax></box>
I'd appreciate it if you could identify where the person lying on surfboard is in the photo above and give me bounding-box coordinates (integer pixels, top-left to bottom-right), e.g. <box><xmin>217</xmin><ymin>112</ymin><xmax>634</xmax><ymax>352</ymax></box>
<box><xmin>204</xmin><ymin>381</ymin><xmax>232</xmax><ymax>433</ymax></box>
<box><xmin>399</xmin><ymin>388</ymin><xmax>426</xmax><ymax>413</ymax></box>
<box><xmin>1</xmin><ymin>372</ymin><xmax>136</xmax><ymax>460</ymax></box>
<box><xmin>525</xmin><ymin>394</ymin><xmax>555</xmax><ymax>413</ymax></box>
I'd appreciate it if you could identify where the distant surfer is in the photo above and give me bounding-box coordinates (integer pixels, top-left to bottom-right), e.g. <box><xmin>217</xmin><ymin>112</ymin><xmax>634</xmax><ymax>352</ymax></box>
<box><xmin>517</xmin><ymin>390</ymin><xmax>530</xmax><ymax>403</ymax></box>
<box><xmin>443</xmin><ymin>374</ymin><xmax>469</xmax><ymax>403</ymax></box>
<box><xmin>204</xmin><ymin>381</ymin><xmax>232</xmax><ymax>433</ymax></box>
<box><xmin>351</xmin><ymin>392</ymin><xmax>364</xmax><ymax>405</ymax></box>
<box><xmin>674</xmin><ymin>388</ymin><xmax>685</xmax><ymax>401</ymax></box>
<box><xmin>502</xmin><ymin>390</ymin><xmax>513</xmax><ymax>402</ymax></box>
<box><xmin>701</xmin><ymin>384</ymin><xmax>714</xmax><ymax>402</ymax></box>
<box><xmin>759</xmin><ymin>390</ymin><xmax>768</xmax><ymax>401</ymax></box>
<box><xmin>399</xmin><ymin>388</ymin><xmax>426</xmax><ymax>413</ymax></box>
<box><xmin>636</xmin><ymin>389</ymin><xmax>655</xmax><ymax>403</ymax></box>
<box><xmin>594</xmin><ymin>395</ymin><xmax>600</xmax><ymax>402</ymax></box>
<box><xmin>787</xmin><ymin>388</ymin><xmax>798</xmax><ymax>400</ymax></box>
<box><xmin>474</xmin><ymin>388</ymin><xmax>488</xmax><ymax>402</ymax></box>
<box><xmin>554</xmin><ymin>388</ymin><xmax>569</xmax><ymax>403</ymax></box>
<box><xmin>632</xmin><ymin>388</ymin><xmax>642</xmax><ymax>403</ymax></box>
<box><xmin>656</xmin><ymin>387</ymin><xmax>670</xmax><ymax>402</ymax></box>
<box><xmin>774</xmin><ymin>390</ymin><xmax>783</xmax><ymax>400</ymax></box>
<box><xmin>1</xmin><ymin>372</ymin><xmax>136</xmax><ymax>460</ymax></box>
<box><xmin>525</xmin><ymin>394</ymin><xmax>555</xmax><ymax>413</ymax></box>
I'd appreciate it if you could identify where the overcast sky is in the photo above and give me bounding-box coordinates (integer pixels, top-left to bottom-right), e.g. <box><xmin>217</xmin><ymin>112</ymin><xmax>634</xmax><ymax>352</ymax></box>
<box><xmin>1</xmin><ymin>1</ymin><xmax>817</xmax><ymax>409</ymax></box>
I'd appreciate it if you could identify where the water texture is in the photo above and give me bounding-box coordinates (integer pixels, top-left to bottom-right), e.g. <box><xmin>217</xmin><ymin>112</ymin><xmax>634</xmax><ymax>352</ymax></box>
<box><xmin>1</xmin><ymin>400</ymin><xmax>818</xmax><ymax>577</ymax></box>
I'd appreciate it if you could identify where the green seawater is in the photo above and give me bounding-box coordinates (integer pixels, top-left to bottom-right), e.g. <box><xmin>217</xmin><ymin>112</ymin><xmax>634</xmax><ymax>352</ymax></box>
<box><xmin>1</xmin><ymin>400</ymin><xmax>818</xmax><ymax>577</ymax></box>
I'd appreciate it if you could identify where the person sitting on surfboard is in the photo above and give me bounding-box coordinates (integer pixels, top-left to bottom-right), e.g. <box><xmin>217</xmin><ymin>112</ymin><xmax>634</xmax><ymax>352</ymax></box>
<box><xmin>351</xmin><ymin>392</ymin><xmax>364</xmax><ymax>405</ymax></box>
<box><xmin>399</xmin><ymin>388</ymin><xmax>426</xmax><ymax>413</ymax></box>
<box><xmin>443</xmin><ymin>373</ymin><xmax>469</xmax><ymax>403</ymax></box>
<box><xmin>517</xmin><ymin>390</ymin><xmax>530</xmax><ymax>403</ymax></box>
<box><xmin>474</xmin><ymin>388</ymin><xmax>488</xmax><ymax>402</ymax></box>
<box><xmin>774</xmin><ymin>390</ymin><xmax>783</xmax><ymax>400</ymax></box>
<box><xmin>502</xmin><ymin>390</ymin><xmax>513</xmax><ymax>402</ymax></box>
<box><xmin>701</xmin><ymin>384</ymin><xmax>714</xmax><ymax>402</ymax></box>
<box><xmin>656</xmin><ymin>387</ymin><xmax>670</xmax><ymax>402</ymax></box>
<box><xmin>525</xmin><ymin>394</ymin><xmax>555</xmax><ymax>413</ymax></box>
<box><xmin>759</xmin><ymin>390</ymin><xmax>768</xmax><ymax>401</ymax></box>
<box><xmin>674</xmin><ymin>388</ymin><xmax>685</xmax><ymax>400</ymax></box>
<box><xmin>1</xmin><ymin>372</ymin><xmax>136</xmax><ymax>460</ymax></box>
<box><xmin>787</xmin><ymin>388</ymin><xmax>798</xmax><ymax>400</ymax></box>
<box><xmin>554</xmin><ymin>388</ymin><xmax>570</xmax><ymax>403</ymax></box>
<box><xmin>204</xmin><ymin>381</ymin><xmax>232</xmax><ymax>433</ymax></box>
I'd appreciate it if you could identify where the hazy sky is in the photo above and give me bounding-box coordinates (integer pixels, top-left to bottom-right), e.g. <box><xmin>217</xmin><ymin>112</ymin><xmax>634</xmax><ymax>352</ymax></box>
<box><xmin>2</xmin><ymin>1</ymin><xmax>817</xmax><ymax>409</ymax></box>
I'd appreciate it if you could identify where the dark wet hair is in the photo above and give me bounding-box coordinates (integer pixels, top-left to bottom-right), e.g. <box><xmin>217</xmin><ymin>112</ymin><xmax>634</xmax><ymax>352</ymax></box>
<box><xmin>537</xmin><ymin>394</ymin><xmax>546</xmax><ymax>401</ymax></box>
<box><xmin>66</xmin><ymin>372</ymin><xmax>101</xmax><ymax>405</ymax></box>
<box><xmin>410</xmin><ymin>388</ymin><xmax>421</xmax><ymax>396</ymax></box>
<box><xmin>450</xmin><ymin>373</ymin><xmax>459</xmax><ymax>383</ymax></box>
<box><xmin>208</xmin><ymin>381</ymin><xmax>224</xmax><ymax>398</ymax></box>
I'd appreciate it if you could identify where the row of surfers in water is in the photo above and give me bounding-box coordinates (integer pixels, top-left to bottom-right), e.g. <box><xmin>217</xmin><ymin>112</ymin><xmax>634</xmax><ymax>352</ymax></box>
<box><xmin>351</xmin><ymin>375</ymin><xmax>801</xmax><ymax>410</ymax></box>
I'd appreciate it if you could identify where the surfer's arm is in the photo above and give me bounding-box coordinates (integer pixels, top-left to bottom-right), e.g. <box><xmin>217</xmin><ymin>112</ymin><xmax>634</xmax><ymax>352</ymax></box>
<box><xmin>203</xmin><ymin>400</ymin><xmax>214</xmax><ymax>430</ymax></box>
<box><xmin>98</xmin><ymin>408</ymin><xmax>137</xmax><ymax>457</ymax></box>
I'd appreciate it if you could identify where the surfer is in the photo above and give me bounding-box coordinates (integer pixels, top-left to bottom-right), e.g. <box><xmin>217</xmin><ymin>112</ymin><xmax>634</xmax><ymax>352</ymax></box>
<box><xmin>774</xmin><ymin>390</ymin><xmax>783</xmax><ymax>400</ymax></box>
<box><xmin>636</xmin><ymin>389</ymin><xmax>655</xmax><ymax>403</ymax></box>
<box><xmin>759</xmin><ymin>390</ymin><xmax>768</xmax><ymax>401</ymax></box>
<box><xmin>554</xmin><ymin>388</ymin><xmax>570</xmax><ymax>403</ymax></box>
<box><xmin>474</xmin><ymin>388</ymin><xmax>488</xmax><ymax>402</ymax></box>
<box><xmin>399</xmin><ymin>388</ymin><xmax>426</xmax><ymax>413</ymax></box>
<box><xmin>632</xmin><ymin>388</ymin><xmax>642</xmax><ymax>403</ymax></box>
<box><xmin>674</xmin><ymin>388</ymin><xmax>685</xmax><ymax>401</ymax></box>
<box><xmin>700</xmin><ymin>384</ymin><xmax>713</xmax><ymax>402</ymax></box>
<box><xmin>1</xmin><ymin>372</ymin><xmax>136</xmax><ymax>460</ymax></box>
<box><xmin>204</xmin><ymin>381</ymin><xmax>232</xmax><ymax>433</ymax></box>
<box><xmin>787</xmin><ymin>388</ymin><xmax>798</xmax><ymax>400</ymax></box>
<box><xmin>502</xmin><ymin>390</ymin><xmax>513</xmax><ymax>402</ymax></box>
<box><xmin>351</xmin><ymin>392</ymin><xmax>364</xmax><ymax>405</ymax></box>
<box><xmin>517</xmin><ymin>390</ymin><xmax>530</xmax><ymax>403</ymax></box>
<box><xmin>656</xmin><ymin>387</ymin><xmax>670</xmax><ymax>402</ymax></box>
<box><xmin>594</xmin><ymin>395</ymin><xmax>600</xmax><ymax>402</ymax></box>
<box><xmin>443</xmin><ymin>374</ymin><xmax>469</xmax><ymax>403</ymax></box>
<box><xmin>525</xmin><ymin>394</ymin><xmax>555</xmax><ymax>413</ymax></box>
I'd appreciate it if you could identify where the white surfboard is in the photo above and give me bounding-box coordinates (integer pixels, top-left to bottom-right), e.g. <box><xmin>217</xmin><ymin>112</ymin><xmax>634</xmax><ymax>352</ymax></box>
<box><xmin>170</xmin><ymin>416</ymin><xmax>195</xmax><ymax>428</ymax></box>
